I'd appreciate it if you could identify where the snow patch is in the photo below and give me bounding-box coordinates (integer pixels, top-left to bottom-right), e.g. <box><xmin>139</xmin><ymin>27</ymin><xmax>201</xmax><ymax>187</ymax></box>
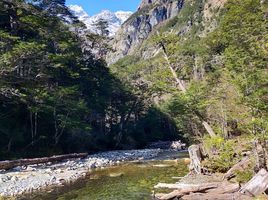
<box><xmin>68</xmin><ymin>5</ymin><xmax>132</xmax><ymax>36</ymax></box>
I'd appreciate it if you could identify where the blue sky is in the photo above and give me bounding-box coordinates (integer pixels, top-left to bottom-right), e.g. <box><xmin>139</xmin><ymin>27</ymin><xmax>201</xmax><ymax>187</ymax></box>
<box><xmin>66</xmin><ymin>0</ymin><xmax>141</xmax><ymax>15</ymax></box>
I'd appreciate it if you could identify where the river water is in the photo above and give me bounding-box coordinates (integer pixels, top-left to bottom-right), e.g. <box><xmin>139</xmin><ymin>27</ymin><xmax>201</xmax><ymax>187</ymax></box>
<box><xmin>25</xmin><ymin>151</ymin><xmax>188</xmax><ymax>200</ymax></box>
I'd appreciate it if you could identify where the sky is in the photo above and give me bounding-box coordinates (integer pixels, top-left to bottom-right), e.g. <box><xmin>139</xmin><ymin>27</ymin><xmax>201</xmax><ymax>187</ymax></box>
<box><xmin>66</xmin><ymin>0</ymin><xmax>141</xmax><ymax>15</ymax></box>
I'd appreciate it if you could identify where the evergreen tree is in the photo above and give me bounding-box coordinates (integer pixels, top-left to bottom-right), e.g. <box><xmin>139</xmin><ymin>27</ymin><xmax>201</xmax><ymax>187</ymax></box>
<box><xmin>93</xmin><ymin>18</ymin><xmax>109</xmax><ymax>37</ymax></box>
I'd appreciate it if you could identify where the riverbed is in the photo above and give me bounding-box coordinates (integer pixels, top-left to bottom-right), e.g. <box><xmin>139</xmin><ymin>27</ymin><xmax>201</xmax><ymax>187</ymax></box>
<box><xmin>19</xmin><ymin>151</ymin><xmax>188</xmax><ymax>200</ymax></box>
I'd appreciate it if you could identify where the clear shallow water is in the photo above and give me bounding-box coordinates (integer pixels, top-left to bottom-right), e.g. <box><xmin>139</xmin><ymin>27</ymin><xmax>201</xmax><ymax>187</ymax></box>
<box><xmin>26</xmin><ymin>151</ymin><xmax>188</xmax><ymax>200</ymax></box>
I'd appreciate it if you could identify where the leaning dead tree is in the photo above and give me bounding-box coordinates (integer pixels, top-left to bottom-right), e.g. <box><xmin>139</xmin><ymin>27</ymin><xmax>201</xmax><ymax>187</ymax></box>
<box><xmin>159</xmin><ymin>41</ymin><xmax>216</xmax><ymax>138</ymax></box>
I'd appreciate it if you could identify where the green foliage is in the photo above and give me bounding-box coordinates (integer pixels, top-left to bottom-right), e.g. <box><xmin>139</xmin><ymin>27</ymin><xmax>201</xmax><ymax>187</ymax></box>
<box><xmin>206</xmin><ymin>0</ymin><xmax>268</xmax><ymax>139</ymax></box>
<box><xmin>92</xmin><ymin>18</ymin><xmax>109</xmax><ymax>36</ymax></box>
<box><xmin>203</xmin><ymin>135</ymin><xmax>224</xmax><ymax>151</ymax></box>
<box><xmin>0</xmin><ymin>0</ymin><xmax>163</xmax><ymax>158</ymax></box>
<box><xmin>0</xmin><ymin>0</ymin><xmax>267</xmax><ymax>163</ymax></box>
<box><xmin>234</xmin><ymin>169</ymin><xmax>253</xmax><ymax>183</ymax></box>
<box><xmin>203</xmin><ymin>139</ymin><xmax>240</xmax><ymax>172</ymax></box>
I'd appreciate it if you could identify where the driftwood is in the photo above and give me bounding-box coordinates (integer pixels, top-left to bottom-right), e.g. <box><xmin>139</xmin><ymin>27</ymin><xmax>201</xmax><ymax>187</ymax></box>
<box><xmin>223</xmin><ymin>157</ymin><xmax>251</xmax><ymax>180</ymax></box>
<box><xmin>240</xmin><ymin>168</ymin><xmax>268</xmax><ymax>197</ymax></box>
<box><xmin>188</xmin><ymin>145</ymin><xmax>202</xmax><ymax>174</ymax></box>
<box><xmin>181</xmin><ymin>192</ymin><xmax>252</xmax><ymax>200</ymax></box>
<box><xmin>156</xmin><ymin>183</ymin><xmax>243</xmax><ymax>200</ymax></box>
<box><xmin>154</xmin><ymin>182</ymin><xmax>220</xmax><ymax>190</ymax></box>
<box><xmin>157</xmin><ymin>183</ymin><xmax>220</xmax><ymax>200</ymax></box>
<box><xmin>0</xmin><ymin>153</ymin><xmax>88</xmax><ymax>170</ymax></box>
<box><xmin>205</xmin><ymin>183</ymin><xmax>240</xmax><ymax>194</ymax></box>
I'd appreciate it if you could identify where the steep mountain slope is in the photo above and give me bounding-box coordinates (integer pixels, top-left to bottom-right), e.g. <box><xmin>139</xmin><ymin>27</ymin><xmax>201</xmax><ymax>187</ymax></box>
<box><xmin>68</xmin><ymin>5</ymin><xmax>132</xmax><ymax>36</ymax></box>
<box><xmin>107</xmin><ymin>0</ymin><xmax>229</xmax><ymax>64</ymax></box>
<box><xmin>107</xmin><ymin>0</ymin><xmax>184</xmax><ymax>64</ymax></box>
<box><xmin>110</xmin><ymin>0</ymin><xmax>268</xmax><ymax>147</ymax></box>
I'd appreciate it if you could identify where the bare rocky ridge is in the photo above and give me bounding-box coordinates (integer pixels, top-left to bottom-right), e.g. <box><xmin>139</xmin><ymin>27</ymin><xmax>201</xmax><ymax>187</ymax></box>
<box><xmin>106</xmin><ymin>0</ymin><xmax>229</xmax><ymax>65</ymax></box>
<box><xmin>106</xmin><ymin>0</ymin><xmax>184</xmax><ymax>64</ymax></box>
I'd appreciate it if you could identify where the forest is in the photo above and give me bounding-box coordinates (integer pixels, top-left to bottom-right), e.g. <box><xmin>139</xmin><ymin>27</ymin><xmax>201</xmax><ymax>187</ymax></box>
<box><xmin>0</xmin><ymin>0</ymin><xmax>181</xmax><ymax>160</ymax></box>
<box><xmin>0</xmin><ymin>0</ymin><xmax>267</xmax><ymax>171</ymax></box>
<box><xmin>0</xmin><ymin>0</ymin><xmax>267</xmax><ymax>199</ymax></box>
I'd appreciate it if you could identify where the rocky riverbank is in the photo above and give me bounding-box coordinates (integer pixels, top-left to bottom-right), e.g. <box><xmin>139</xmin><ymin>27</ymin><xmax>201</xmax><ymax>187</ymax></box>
<box><xmin>0</xmin><ymin>149</ymin><xmax>162</xmax><ymax>197</ymax></box>
<box><xmin>153</xmin><ymin>144</ymin><xmax>268</xmax><ymax>200</ymax></box>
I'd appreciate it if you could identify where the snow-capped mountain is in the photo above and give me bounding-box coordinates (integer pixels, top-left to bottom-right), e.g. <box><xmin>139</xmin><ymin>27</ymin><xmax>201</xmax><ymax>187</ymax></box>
<box><xmin>68</xmin><ymin>5</ymin><xmax>132</xmax><ymax>36</ymax></box>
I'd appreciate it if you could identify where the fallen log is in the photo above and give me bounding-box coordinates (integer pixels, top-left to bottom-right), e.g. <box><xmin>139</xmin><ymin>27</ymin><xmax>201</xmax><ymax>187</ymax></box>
<box><xmin>222</xmin><ymin>157</ymin><xmax>251</xmax><ymax>180</ymax></box>
<box><xmin>157</xmin><ymin>183</ymin><xmax>220</xmax><ymax>200</ymax></box>
<box><xmin>205</xmin><ymin>183</ymin><xmax>240</xmax><ymax>194</ymax></box>
<box><xmin>181</xmin><ymin>192</ymin><xmax>252</xmax><ymax>200</ymax></box>
<box><xmin>0</xmin><ymin>153</ymin><xmax>88</xmax><ymax>170</ymax></box>
<box><xmin>240</xmin><ymin>168</ymin><xmax>268</xmax><ymax>197</ymax></box>
<box><xmin>154</xmin><ymin>182</ymin><xmax>220</xmax><ymax>190</ymax></box>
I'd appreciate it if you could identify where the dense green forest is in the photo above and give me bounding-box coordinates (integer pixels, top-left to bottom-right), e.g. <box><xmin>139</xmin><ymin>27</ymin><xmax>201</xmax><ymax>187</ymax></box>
<box><xmin>0</xmin><ymin>0</ymin><xmax>267</xmax><ymax>168</ymax></box>
<box><xmin>0</xmin><ymin>0</ymin><xmax>179</xmax><ymax>159</ymax></box>
<box><xmin>111</xmin><ymin>0</ymin><xmax>268</xmax><ymax>174</ymax></box>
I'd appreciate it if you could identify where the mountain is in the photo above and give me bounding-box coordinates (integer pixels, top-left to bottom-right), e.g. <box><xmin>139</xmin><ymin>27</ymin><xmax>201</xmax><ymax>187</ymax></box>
<box><xmin>106</xmin><ymin>0</ymin><xmax>184</xmax><ymax>64</ymax></box>
<box><xmin>0</xmin><ymin>0</ymin><xmax>267</xmax><ymax>175</ymax></box>
<box><xmin>68</xmin><ymin>5</ymin><xmax>132</xmax><ymax>36</ymax></box>
<box><xmin>106</xmin><ymin>0</ymin><xmax>229</xmax><ymax>64</ymax></box>
<box><xmin>109</xmin><ymin>0</ymin><xmax>268</xmax><ymax>161</ymax></box>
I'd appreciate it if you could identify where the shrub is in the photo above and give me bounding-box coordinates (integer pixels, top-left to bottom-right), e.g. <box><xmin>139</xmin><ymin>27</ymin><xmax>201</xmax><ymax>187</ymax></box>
<box><xmin>234</xmin><ymin>169</ymin><xmax>253</xmax><ymax>183</ymax></box>
<box><xmin>203</xmin><ymin>137</ymin><xmax>240</xmax><ymax>172</ymax></box>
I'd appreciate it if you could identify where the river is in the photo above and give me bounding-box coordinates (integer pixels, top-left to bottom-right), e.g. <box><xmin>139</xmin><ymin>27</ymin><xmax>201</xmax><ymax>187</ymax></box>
<box><xmin>21</xmin><ymin>151</ymin><xmax>188</xmax><ymax>200</ymax></box>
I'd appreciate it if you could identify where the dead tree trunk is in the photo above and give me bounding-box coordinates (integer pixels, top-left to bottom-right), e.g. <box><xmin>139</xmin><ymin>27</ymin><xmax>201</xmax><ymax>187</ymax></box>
<box><xmin>188</xmin><ymin>145</ymin><xmax>203</xmax><ymax>174</ymax></box>
<box><xmin>253</xmin><ymin>140</ymin><xmax>268</xmax><ymax>172</ymax></box>
<box><xmin>0</xmin><ymin>153</ymin><xmax>88</xmax><ymax>170</ymax></box>
<box><xmin>240</xmin><ymin>168</ymin><xmax>268</xmax><ymax>197</ymax></box>
<box><xmin>5</xmin><ymin>0</ymin><xmax>19</xmax><ymax>35</ymax></box>
<box><xmin>160</xmin><ymin>43</ymin><xmax>216</xmax><ymax>138</ymax></box>
<box><xmin>223</xmin><ymin>157</ymin><xmax>251</xmax><ymax>180</ymax></box>
<box><xmin>7</xmin><ymin>138</ymin><xmax>12</xmax><ymax>153</ymax></box>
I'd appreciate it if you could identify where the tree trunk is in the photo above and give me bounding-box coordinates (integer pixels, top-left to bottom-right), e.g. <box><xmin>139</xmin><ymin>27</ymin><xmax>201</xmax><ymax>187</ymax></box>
<box><xmin>30</xmin><ymin>111</ymin><xmax>34</xmax><ymax>144</ymax></box>
<box><xmin>160</xmin><ymin>44</ymin><xmax>216</xmax><ymax>138</ymax></box>
<box><xmin>163</xmin><ymin>53</ymin><xmax>186</xmax><ymax>93</ymax></box>
<box><xmin>253</xmin><ymin>140</ymin><xmax>267</xmax><ymax>172</ymax></box>
<box><xmin>55</xmin><ymin>111</ymin><xmax>70</xmax><ymax>145</ymax></box>
<box><xmin>53</xmin><ymin>107</ymin><xmax>58</xmax><ymax>145</ymax></box>
<box><xmin>240</xmin><ymin>168</ymin><xmax>268</xmax><ymax>197</ymax></box>
<box><xmin>0</xmin><ymin>153</ymin><xmax>88</xmax><ymax>170</ymax></box>
<box><xmin>115</xmin><ymin>100</ymin><xmax>138</xmax><ymax>147</ymax></box>
<box><xmin>4</xmin><ymin>0</ymin><xmax>19</xmax><ymax>35</ymax></box>
<box><xmin>223</xmin><ymin>157</ymin><xmax>251</xmax><ymax>180</ymax></box>
<box><xmin>155</xmin><ymin>183</ymin><xmax>220</xmax><ymax>200</ymax></box>
<box><xmin>188</xmin><ymin>144</ymin><xmax>203</xmax><ymax>174</ymax></box>
<box><xmin>7</xmin><ymin>138</ymin><xmax>12</xmax><ymax>153</ymax></box>
<box><xmin>34</xmin><ymin>112</ymin><xmax>37</xmax><ymax>137</ymax></box>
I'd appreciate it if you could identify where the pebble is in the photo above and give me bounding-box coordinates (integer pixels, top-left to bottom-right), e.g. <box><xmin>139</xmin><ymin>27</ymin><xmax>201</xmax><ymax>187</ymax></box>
<box><xmin>11</xmin><ymin>176</ymin><xmax>19</xmax><ymax>181</ymax></box>
<box><xmin>26</xmin><ymin>166</ymin><xmax>36</xmax><ymax>171</ymax></box>
<box><xmin>50</xmin><ymin>176</ymin><xmax>56</xmax><ymax>182</ymax></box>
<box><xmin>0</xmin><ymin>149</ymin><xmax>162</xmax><ymax>197</ymax></box>
<box><xmin>0</xmin><ymin>175</ymin><xmax>11</xmax><ymax>183</ymax></box>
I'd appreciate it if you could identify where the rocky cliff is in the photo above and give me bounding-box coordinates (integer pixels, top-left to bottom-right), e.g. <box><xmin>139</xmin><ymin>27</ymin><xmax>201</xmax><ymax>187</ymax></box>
<box><xmin>107</xmin><ymin>0</ymin><xmax>184</xmax><ymax>64</ymax></box>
